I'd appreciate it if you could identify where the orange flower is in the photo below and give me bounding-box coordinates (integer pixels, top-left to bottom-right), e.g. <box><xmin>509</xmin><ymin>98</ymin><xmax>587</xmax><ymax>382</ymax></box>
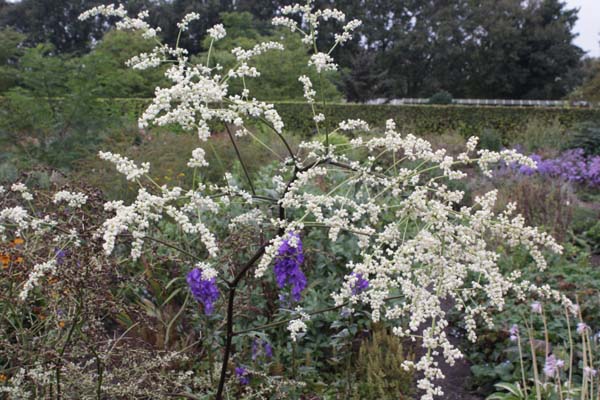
<box><xmin>58</xmin><ymin>321</ymin><xmax>66</xmax><ymax>329</ymax></box>
<box><xmin>15</xmin><ymin>257</ymin><xmax>23</xmax><ymax>264</ymax></box>
<box><xmin>1</xmin><ymin>254</ymin><xmax>9</xmax><ymax>269</ymax></box>
<box><xmin>12</xmin><ymin>237</ymin><xmax>24</xmax><ymax>246</ymax></box>
<box><xmin>0</xmin><ymin>374</ymin><xmax>7</xmax><ymax>383</ymax></box>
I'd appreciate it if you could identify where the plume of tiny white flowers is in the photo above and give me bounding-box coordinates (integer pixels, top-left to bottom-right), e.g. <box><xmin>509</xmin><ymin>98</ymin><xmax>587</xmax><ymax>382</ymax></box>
<box><xmin>19</xmin><ymin>260</ymin><xmax>57</xmax><ymax>301</ymax></box>
<box><xmin>177</xmin><ymin>12</ymin><xmax>200</xmax><ymax>31</ymax></box>
<box><xmin>98</xmin><ymin>151</ymin><xmax>150</xmax><ymax>181</ymax></box>
<box><xmin>207</xmin><ymin>23</ymin><xmax>226</xmax><ymax>40</ymax></box>
<box><xmin>53</xmin><ymin>191</ymin><xmax>88</xmax><ymax>208</ymax></box>
<box><xmin>187</xmin><ymin>148</ymin><xmax>209</xmax><ymax>168</ymax></box>
<box><xmin>11</xmin><ymin>183</ymin><xmax>33</xmax><ymax>201</ymax></box>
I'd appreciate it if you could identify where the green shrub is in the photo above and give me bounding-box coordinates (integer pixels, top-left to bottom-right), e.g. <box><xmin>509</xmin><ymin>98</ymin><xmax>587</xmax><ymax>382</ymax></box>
<box><xmin>567</xmin><ymin>121</ymin><xmax>600</xmax><ymax>156</ymax></box>
<box><xmin>510</xmin><ymin>117</ymin><xmax>567</xmax><ymax>152</ymax></box>
<box><xmin>479</xmin><ymin>128</ymin><xmax>503</xmax><ymax>151</ymax></box>
<box><xmin>428</xmin><ymin>90</ymin><xmax>453</xmax><ymax>105</ymax></box>
<box><xmin>353</xmin><ymin>325</ymin><xmax>414</xmax><ymax>400</ymax></box>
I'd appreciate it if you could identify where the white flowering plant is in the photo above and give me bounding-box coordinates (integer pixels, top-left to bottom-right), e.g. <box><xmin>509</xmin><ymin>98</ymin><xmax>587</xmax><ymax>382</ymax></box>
<box><xmin>0</xmin><ymin>1</ymin><xmax>586</xmax><ymax>399</ymax></box>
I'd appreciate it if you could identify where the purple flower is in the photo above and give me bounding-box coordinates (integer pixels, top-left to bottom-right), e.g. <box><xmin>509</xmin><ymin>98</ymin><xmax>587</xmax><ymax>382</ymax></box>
<box><xmin>504</xmin><ymin>148</ymin><xmax>600</xmax><ymax>187</ymax></box>
<box><xmin>235</xmin><ymin>366</ymin><xmax>250</xmax><ymax>385</ymax></box>
<box><xmin>273</xmin><ymin>232</ymin><xmax>306</xmax><ymax>302</ymax></box>
<box><xmin>187</xmin><ymin>268</ymin><xmax>219</xmax><ymax>315</ymax></box>
<box><xmin>55</xmin><ymin>248</ymin><xmax>67</xmax><ymax>266</ymax></box>
<box><xmin>252</xmin><ymin>338</ymin><xmax>274</xmax><ymax>361</ymax></box>
<box><xmin>264</xmin><ymin>342</ymin><xmax>273</xmax><ymax>358</ymax></box>
<box><xmin>543</xmin><ymin>354</ymin><xmax>563</xmax><ymax>378</ymax></box>
<box><xmin>351</xmin><ymin>272</ymin><xmax>369</xmax><ymax>295</ymax></box>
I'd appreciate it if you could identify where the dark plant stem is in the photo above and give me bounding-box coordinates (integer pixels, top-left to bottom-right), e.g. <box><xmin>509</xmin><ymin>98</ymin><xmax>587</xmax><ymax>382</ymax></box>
<box><xmin>56</xmin><ymin>303</ymin><xmax>81</xmax><ymax>400</ymax></box>
<box><xmin>215</xmin><ymin>157</ymin><xmax>362</xmax><ymax>399</ymax></box>
<box><xmin>215</xmin><ymin>245</ymin><xmax>266</xmax><ymax>400</ymax></box>
<box><xmin>225</xmin><ymin>123</ymin><xmax>256</xmax><ymax>196</ymax></box>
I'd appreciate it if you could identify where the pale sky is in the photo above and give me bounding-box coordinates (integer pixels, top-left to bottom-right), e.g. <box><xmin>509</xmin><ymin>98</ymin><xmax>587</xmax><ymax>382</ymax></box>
<box><xmin>565</xmin><ymin>0</ymin><xmax>600</xmax><ymax>57</ymax></box>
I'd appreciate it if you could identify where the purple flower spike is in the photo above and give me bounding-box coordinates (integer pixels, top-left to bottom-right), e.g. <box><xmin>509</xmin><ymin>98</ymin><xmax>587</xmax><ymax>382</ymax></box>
<box><xmin>351</xmin><ymin>272</ymin><xmax>369</xmax><ymax>295</ymax></box>
<box><xmin>273</xmin><ymin>232</ymin><xmax>306</xmax><ymax>302</ymax></box>
<box><xmin>235</xmin><ymin>366</ymin><xmax>250</xmax><ymax>385</ymax></box>
<box><xmin>264</xmin><ymin>342</ymin><xmax>273</xmax><ymax>358</ymax></box>
<box><xmin>187</xmin><ymin>268</ymin><xmax>219</xmax><ymax>315</ymax></box>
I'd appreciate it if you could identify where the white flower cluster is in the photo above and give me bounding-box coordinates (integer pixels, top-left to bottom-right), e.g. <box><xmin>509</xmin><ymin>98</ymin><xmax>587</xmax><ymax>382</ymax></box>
<box><xmin>53</xmin><ymin>190</ymin><xmax>88</xmax><ymax>208</ymax></box>
<box><xmin>187</xmin><ymin>147</ymin><xmax>209</xmax><ymax>168</ymax></box>
<box><xmin>11</xmin><ymin>182</ymin><xmax>33</xmax><ymax>201</ymax></box>
<box><xmin>287</xmin><ymin>309</ymin><xmax>310</xmax><ymax>342</ymax></box>
<box><xmin>207</xmin><ymin>23</ymin><xmax>227</xmax><ymax>40</ymax></box>
<box><xmin>231</xmin><ymin>41</ymin><xmax>284</xmax><ymax>62</ymax></box>
<box><xmin>196</xmin><ymin>261</ymin><xmax>218</xmax><ymax>280</ymax></box>
<box><xmin>298</xmin><ymin>75</ymin><xmax>315</xmax><ymax>104</ymax></box>
<box><xmin>335</xmin><ymin>19</ymin><xmax>362</xmax><ymax>44</ymax></box>
<box><xmin>308</xmin><ymin>52</ymin><xmax>337</xmax><ymax>73</ymax></box>
<box><xmin>79</xmin><ymin>6</ymin><xmax>160</xmax><ymax>39</ymax></box>
<box><xmin>272</xmin><ymin>16</ymin><xmax>299</xmax><ymax>32</ymax></box>
<box><xmin>177</xmin><ymin>12</ymin><xmax>200</xmax><ymax>31</ymax></box>
<box><xmin>101</xmin><ymin>186</ymin><xmax>219</xmax><ymax>259</ymax></box>
<box><xmin>19</xmin><ymin>260</ymin><xmax>57</xmax><ymax>301</ymax></box>
<box><xmin>338</xmin><ymin>119</ymin><xmax>370</xmax><ymax>131</ymax></box>
<box><xmin>98</xmin><ymin>151</ymin><xmax>150</xmax><ymax>181</ymax></box>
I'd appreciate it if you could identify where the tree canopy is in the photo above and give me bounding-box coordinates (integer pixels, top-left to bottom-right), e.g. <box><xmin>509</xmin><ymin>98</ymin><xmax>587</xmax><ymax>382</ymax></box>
<box><xmin>0</xmin><ymin>0</ymin><xmax>590</xmax><ymax>100</ymax></box>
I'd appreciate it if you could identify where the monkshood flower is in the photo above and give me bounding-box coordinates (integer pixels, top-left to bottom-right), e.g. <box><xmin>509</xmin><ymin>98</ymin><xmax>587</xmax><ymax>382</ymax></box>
<box><xmin>187</xmin><ymin>268</ymin><xmax>219</xmax><ymax>315</ymax></box>
<box><xmin>543</xmin><ymin>354</ymin><xmax>564</xmax><ymax>378</ymax></box>
<box><xmin>351</xmin><ymin>272</ymin><xmax>369</xmax><ymax>295</ymax></box>
<box><xmin>273</xmin><ymin>232</ymin><xmax>306</xmax><ymax>302</ymax></box>
<box><xmin>235</xmin><ymin>366</ymin><xmax>250</xmax><ymax>385</ymax></box>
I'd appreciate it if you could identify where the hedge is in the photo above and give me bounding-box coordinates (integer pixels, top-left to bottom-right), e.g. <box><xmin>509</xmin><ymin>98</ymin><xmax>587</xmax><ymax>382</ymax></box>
<box><xmin>273</xmin><ymin>102</ymin><xmax>600</xmax><ymax>140</ymax></box>
<box><xmin>4</xmin><ymin>97</ymin><xmax>600</xmax><ymax>141</ymax></box>
<box><xmin>97</xmin><ymin>99</ymin><xmax>600</xmax><ymax>139</ymax></box>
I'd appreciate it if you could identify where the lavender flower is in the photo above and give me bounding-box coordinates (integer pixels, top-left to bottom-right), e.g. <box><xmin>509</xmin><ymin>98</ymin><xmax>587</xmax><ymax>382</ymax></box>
<box><xmin>187</xmin><ymin>268</ymin><xmax>219</xmax><ymax>315</ymax></box>
<box><xmin>351</xmin><ymin>272</ymin><xmax>369</xmax><ymax>295</ymax></box>
<box><xmin>273</xmin><ymin>232</ymin><xmax>306</xmax><ymax>302</ymax></box>
<box><xmin>543</xmin><ymin>354</ymin><xmax>564</xmax><ymax>378</ymax></box>
<box><xmin>235</xmin><ymin>366</ymin><xmax>250</xmax><ymax>385</ymax></box>
<box><xmin>531</xmin><ymin>301</ymin><xmax>542</xmax><ymax>314</ymax></box>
